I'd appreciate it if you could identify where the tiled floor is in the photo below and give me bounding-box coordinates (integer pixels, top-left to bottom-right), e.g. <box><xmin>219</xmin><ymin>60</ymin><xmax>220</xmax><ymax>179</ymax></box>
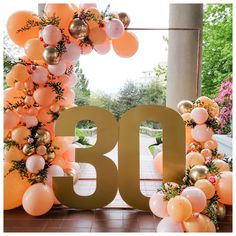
<box><xmin>3</xmin><ymin>135</ymin><xmax>233</xmax><ymax>232</ymax></box>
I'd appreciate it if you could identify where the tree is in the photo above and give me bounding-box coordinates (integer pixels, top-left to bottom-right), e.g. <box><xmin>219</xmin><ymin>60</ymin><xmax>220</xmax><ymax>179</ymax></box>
<box><xmin>202</xmin><ymin>4</ymin><xmax>232</xmax><ymax>98</ymax></box>
<box><xmin>73</xmin><ymin>62</ymin><xmax>91</xmax><ymax>106</ymax></box>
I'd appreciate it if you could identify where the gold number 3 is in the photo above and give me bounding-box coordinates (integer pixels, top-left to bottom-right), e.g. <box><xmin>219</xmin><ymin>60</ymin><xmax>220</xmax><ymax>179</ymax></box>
<box><xmin>53</xmin><ymin>105</ymin><xmax>185</xmax><ymax>211</ymax></box>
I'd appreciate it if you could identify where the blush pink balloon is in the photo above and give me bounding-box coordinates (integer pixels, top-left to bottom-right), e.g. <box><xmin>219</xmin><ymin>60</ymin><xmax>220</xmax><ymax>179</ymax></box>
<box><xmin>192</xmin><ymin>124</ymin><xmax>213</xmax><ymax>142</ymax></box>
<box><xmin>26</xmin><ymin>155</ymin><xmax>45</xmax><ymax>174</ymax></box>
<box><xmin>149</xmin><ymin>192</ymin><xmax>169</xmax><ymax>218</ymax></box>
<box><xmin>79</xmin><ymin>3</ymin><xmax>97</xmax><ymax>9</ymax></box>
<box><xmin>181</xmin><ymin>186</ymin><xmax>207</xmax><ymax>212</ymax></box>
<box><xmin>45</xmin><ymin>165</ymin><xmax>64</xmax><ymax>187</ymax></box>
<box><xmin>42</xmin><ymin>25</ymin><xmax>62</xmax><ymax>45</ymax></box>
<box><xmin>21</xmin><ymin>115</ymin><xmax>38</xmax><ymax>128</ymax></box>
<box><xmin>31</xmin><ymin>66</ymin><xmax>48</xmax><ymax>85</ymax></box>
<box><xmin>191</xmin><ymin>107</ymin><xmax>209</xmax><ymax>124</ymax></box>
<box><xmin>22</xmin><ymin>183</ymin><xmax>54</xmax><ymax>216</ymax></box>
<box><xmin>4</xmin><ymin>110</ymin><xmax>20</xmax><ymax>130</ymax></box>
<box><xmin>61</xmin><ymin>42</ymin><xmax>81</xmax><ymax>62</ymax></box>
<box><xmin>48</xmin><ymin>61</ymin><xmax>66</xmax><ymax>76</ymax></box>
<box><xmin>64</xmin><ymin>161</ymin><xmax>80</xmax><ymax>174</ymax></box>
<box><xmin>157</xmin><ymin>216</ymin><xmax>184</xmax><ymax>232</ymax></box>
<box><xmin>58</xmin><ymin>88</ymin><xmax>75</xmax><ymax>106</ymax></box>
<box><xmin>68</xmin><ymin>72</ymin><xmax>77</xmax><ymax>87</ymax></box>
<box><xmin>105</xmin><ymin>19</ymin><xmax>124</xmax><ymax>39</ymax></box>
<box><xmin>94</xmin><ymin>38</ymin><xmax>111</xmax><ymax>55</ymax></box>
<box><xmin>62</xmin><ymin>144</ymin><xmax>76</xmax><ymax>162</ymax></box>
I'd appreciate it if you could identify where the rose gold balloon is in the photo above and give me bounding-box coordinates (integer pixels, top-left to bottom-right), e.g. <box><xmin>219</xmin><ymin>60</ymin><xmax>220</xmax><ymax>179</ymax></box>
<box><xmin>186</xmin><ymin>152</ymin><xmax>205</xmax><ymax>169</ymax></box>
<box><xmin>195</xmin><ymin>179</ymin><xmax>215</xmax><ymax>199</ymax></box>
<box><xmin>11</xmin><ymin>126</ymin><xmax>31</xmax><ymax>145</ymax></box>
<box><xmin>22</xmin><ymin>183</ymin><xmax>54</xmax><ymax>216</ymax></box>
<box><xmin>4</xmin><ymin>162</ymin><xmax>30</xmax><ymax>210</ymax></box>
<box><xmin>215</xmin><ymin>171</ymin><xmax>232</xmax><ymax>205</ymax></box>
<box><xmin>167</xmin><ymin>196</ymin><xmax>192</xmax><ymax>222</ymax></box>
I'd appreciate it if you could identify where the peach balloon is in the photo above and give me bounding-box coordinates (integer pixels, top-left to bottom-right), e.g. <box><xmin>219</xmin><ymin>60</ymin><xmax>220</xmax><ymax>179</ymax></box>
<box><xmin>15</xmin><ymin>81</ymin><xmax>24</xmax><ymax>90</ymax></box>
<box><xmin>195</xmin><ymin>179</ymin><xmax>215</xmax><ymax>199</ymax></box>
<box><xmin>52</xmin><ymin>156</ymin><xmax>66</xmax><ymax>169</ymax></box>
<box><xmin>4</xmin><ymin>162</ymin><xmax>30</xmax><ymax>210</ymax></box>
<box><xmin>22</xmin><ymin>183</ymin><xmax>54</xmax><ymax>216</ymax></box>
<box><xmin>10</xmin><ymin>64</ymin><xmax>28</xmax><ymax>82</ymax></box>
<box><xmin>62</xmin><ymin>144</ymin><xmax>76</xmax><ymax>162</ymax></box>
<box><xmin>6</xmin><ymin>72</ymin><xmax>15</xmax><ymax>87</ymax></box>
<box><xmin>33</xmin><ymin>87</ymin><xmax>56</xmax><ymax>107</ymax></box>
<box><xmin>204</xmin><ymin>140</ymin><xmax>217</xmax><ymax>150</ymax></box>
<box><xmin>21</xmin><ymin>115</ymin><xmax>38</xmax><ymax>128</ymax></box>
<box><xmin>37</xmin><ymin>108</ymin><xmax>53</xmax><ymax>124</ymax></box>
<box><xmin>58</xmin><ymin>88</ymin><xmax>75</xmax><ymax>106</ymax></box>
<box><xmin>89</xmin><ymin>27</ymin><xmax>107</xmax><ymax>45</ymax></box>
<box><xmin>45</xmin><ymin>165</ymin><xmax>64</xmax><ymax>187</ymax></box>
<box><xmin>44</xmin><ymin>4</ymin><xmax>74</xmax><ymax>36</ymax></box>
<box><xmin>157</xmin><ymin>216</ymin><xmax>184</xmax><ymax>232</ymax></box>
<box><xmin>26</xmin><ymin>155</ymin><xmax>45</xmax><ymax>174</ymax></box>
<box><xmin>181</xmin><ymin>186</ymin><xmax>207</xmax><ymax>212</ymax></box>
<box><xmin>50</xmin><ymin>103</ymin><xmax>60</xmax><ymax>113</ymax></box>
<box><xmin>41</xmin><ymin>25</ymin><xmax>62</xmax><ymax>45</ymax></box>
<box><xmin>186</xmin><ymin>152</ymin><xmax>205</xmax><ymax>169</ymax></box>
<box><xmin>4</xmin><ymin>146</ymin><xmax>25</xmax><ymax>162</ymax></box>
<box><xmin>4</xmin><ymin>88</ymin><xmax>25</xmax><ymax>107</ymax></box>
<box><xmin>44</xmin><ymin>122</ymin><xmax>56</xmax><ymax>139</ymax></box>
<box><xmin>153</xmin><ymin>152</ymin><xmax>163</xmax><ymax>175</ymax></box>
<box><xmin>94</xmin><ymin>38</ymin><xmax>111</xmax><ymax>55</ymax></box>
<box><xmin>186</xmin><ymin>127</ymin><xmax>194</xmax><ymax>143</ymax></box>
<box><xmin>27</xmin><ymin>107</ymin><xmax>39</xmax><ymax>116</ymax></box>
<box><xmin>196</xmin><ymin>96</ymin><xmax>214</xmax><ymax>108</ymax></box>
<box><xmin>167</xmin><ymin>196</ymin><xmax>192</xmax><ymax>222</ymax></box>
<box><xmin>212</xmin><ymin>159</ymin><xmax>230</xmax><ymax>172</ymax></box>
<box><xmin>85</xmin><ymin>7</ymin><xmax>101</xmax><ymax>29</ymax></box>
<box><xmin>112</xmin><ymin>31</ymin><xmax>139</xmax><ymax>58</ymax></box>
<box><xmin>192</xmin><ymin>124</ymin><xmax>213</xmax><ymax>142</ymax></box>
<box><xmin>79</xmin><ymin>3</ymin><xmax>97</xmax><ymax>10</ymax></box>
<box><xmin>48</xmin><ymin>61</ymin><xmax>67</xmax><ymax>76</ymax></box>
<box><xmin>200</xmin><ymin>149</ymin><xmax>212</xmax><ymax>158</ymax></box>
<box><xmin>202</xmin><ymin>214</ymin><xmax>216</xmax><ymax>232</ymax></box>
<box><xmin>183</xmin><ymin>214</ymin><xmax>215</xmax><ymax>232</ymax></box>
<box><xmin>191</xmin><ymin>107</ymin><xmax>209</xmax><ymax>124</ymax></box>
<box><xmin>215</xmin><ymin>171</ymin><xmax>232</xmax><ymax>205</ymax></box>
<box><xmin>24</xmin><ymin>38</ymin><xmax>44</xmax><ymax>60</ymax></box>
<box><xmin>24</xmin><ymin>96</ymin><xmax>35</xmax><ymax>106</ymax></box>
<box><xmin>11</xmin><ymin>126</ymin><xmax>31</xmax><ymax>145</ymax></box>
<box><xmin>52</xmin><ymin>137</ymin><xmax>69</xmax><ymax>155</ymax></box>
<box><xmin>4</xmin><ymin>110</ymin><xmax>20</xmax><ymax>130</ymax></box>
<box><xmin>149</xmin><ymin>192</ymin><xmax>169</xmax><ymax>218</ymax></box>
<box><xmin>7</xmin><ymin>11</ymin><xmax>39</xmax><ymax>47</ymax></box>
<box><xmin>31</xmin><ymin>66</ymin><xmax>48</xmax><ymax>85</ymax></box>
<box><xmin>210</xmin><ymin>101</ymin><xmax>220</xmax><ymax>117</ymax></box>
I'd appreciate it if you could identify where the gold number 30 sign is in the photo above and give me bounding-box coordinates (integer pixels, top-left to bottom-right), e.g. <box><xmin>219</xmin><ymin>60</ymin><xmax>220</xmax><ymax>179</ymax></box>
<box><xmin>53</xmin><ymin>105</ymin><xmax>185</xmax><ymax>211</ymax></box>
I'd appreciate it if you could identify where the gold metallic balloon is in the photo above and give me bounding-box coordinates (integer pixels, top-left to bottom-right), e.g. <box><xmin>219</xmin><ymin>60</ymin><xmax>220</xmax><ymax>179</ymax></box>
<box><xmin>35</xmin><ymin>129</ymin><xmax>51</xmax><ymax>145</ymax></box>
<box><xmin>216</xmin><ymin>202</ymin><xmax>226</xmax><ymax>219</ymax></box>
<box><xmin>118</xmin><ymin>12</ymin><xmax>131</xmax><ymax>28</ymax></box>
<box><xmin>177</xmin><ymin>100</ymin><xmax>193</xmax><ymax>114</ymax></box>
<box><xmin>64</xmin><ymin>168</ymin><xmax>79</xmax><ymax>184</ymax></box>
<box><xmin>68</xmin><ymin>18</ymin><xmax>89</xmax><ymax>39</ymax></box>
<box><xmin>43</xmin><ymin>46</ymin><xmax>60</xmax><ymax>65</ymax></box>
<box><xmin>189</xmin><ymin>142</ymin><xmax>202</xmax><ymax>152</ymax></box>
<box><xmin>22</xmin><ymin>144</ymin><xmax>35</xmax><ymax>156</ymax></box>
<box><xmin>189</xmin><ymin>165</ymin><xmax>209</xmax><ymax>182</ymax></box>
<box><xmin>44</xmin><ymin>151</ymin><xmax>55</xmax><ymax>162</ymax></box>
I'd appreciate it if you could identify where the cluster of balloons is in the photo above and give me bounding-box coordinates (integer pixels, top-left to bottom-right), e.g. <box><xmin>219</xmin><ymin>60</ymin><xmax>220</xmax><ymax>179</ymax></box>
<box><xmin>3</xmin><ymin>4</ymin><xmax>106</xmax><ymax>217</ymax></box>
<box><xmin>7</xmin><ymin>3</ymin><xmax>138</xmax><ymax>62</ymax></box>
<box><xmin>151</xmin><ymin>96</ymin><xmax>232</xmax><ymax>232</ymax></box>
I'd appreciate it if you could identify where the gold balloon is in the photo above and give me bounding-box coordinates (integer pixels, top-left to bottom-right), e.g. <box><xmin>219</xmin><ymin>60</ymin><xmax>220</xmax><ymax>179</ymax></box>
<box><xmin>43</xmin><ymin>46</ymin><xmax>60</xmax><ymax>65</ymax></box>
<box><xmin>35</xmin><ymin>129</ymin><xmax>51</xmax><ymax>145</ymax></box>
<box><xmin>44</xmin><ymin>151</ymin><xmax>55</xmax><ymax>161</ymax></box>
<box><xmin>189</xmin><ymin>165</ymin><xmax>209</xmax><ymax>182</ymax></box>
<box><xmin>22</xmin><ymin>144</ymin><xmax>35</xmax><ymax>156</ymax></box>
<box><xmin>216</xmin><ymin>202</ymin><xmax>226</xmax><ymax>219</ymax></box>
<box><xmin>68</xmin><ymin>18</ymin><xmax>89</xmax><ymax>39</ymax></box>
<box><xmin>36</xmin><ymin>145</ymin><xmax>47</xmax><ymax>156</ymax></box>
<box><xmin>118</xmin><ymin>12</ymin><xmax>130</xmax><ymax>28</ymax></box>
<box><xmin>177</xmin><ymin>100</ymin><xmax>193</xmax><ymax>114</ymax></box>
<box><xmin>64</xmin><ymin>168</ymin><xmax>79</xmax><ymax>184</ymax></box>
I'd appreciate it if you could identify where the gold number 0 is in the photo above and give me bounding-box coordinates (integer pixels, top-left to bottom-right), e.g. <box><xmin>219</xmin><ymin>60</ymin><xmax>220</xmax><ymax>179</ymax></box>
<box><xmin>53</xmin><ymin>105</ymin><xmax>185</xmax><ymax>210</ymax></box>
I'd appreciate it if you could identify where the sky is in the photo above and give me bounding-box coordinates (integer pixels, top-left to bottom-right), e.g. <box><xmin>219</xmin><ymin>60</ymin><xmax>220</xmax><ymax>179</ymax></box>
<box><xmin>3</xmin><ymin>0</ymin><xmax>169</xmax><ymax>94</ymax></box>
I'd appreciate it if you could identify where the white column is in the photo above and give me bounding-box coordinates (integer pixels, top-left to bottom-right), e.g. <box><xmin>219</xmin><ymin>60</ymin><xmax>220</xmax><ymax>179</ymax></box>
<box><xmin>38</xmin><ymin>4</ymin><xmax>46</xmax><ymax>17</ymax></box>
<box><xmin>167</xmin><ymin>4</ymin><xmax>203</xmax><ymax>110</ymax></box>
